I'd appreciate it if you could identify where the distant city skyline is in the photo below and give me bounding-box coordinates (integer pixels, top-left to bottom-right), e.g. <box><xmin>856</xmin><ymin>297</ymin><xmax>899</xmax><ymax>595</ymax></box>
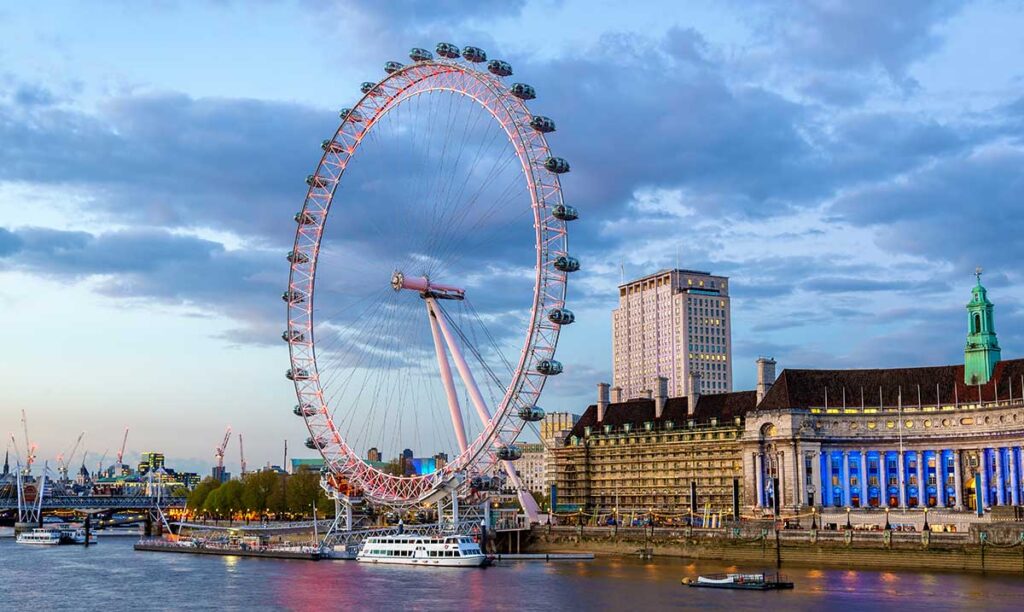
<box><xmin>2</xmin><ymin>1</ymin><xmax>1023</xmax><ymax>468</ymax></box>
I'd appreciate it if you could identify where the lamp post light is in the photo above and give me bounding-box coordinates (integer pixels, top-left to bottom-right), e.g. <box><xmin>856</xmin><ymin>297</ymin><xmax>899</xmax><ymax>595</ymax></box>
<box><xmin>845</xmin><ymin>506</ymin><xmax>852</xmax><ymax>530</ymax></box>
<box><xmin>811</xmin><ymin>507</ymin><xmax>818</xmax><ymax>530</ymax></box>
<box><xmin>923</xmin><ymin>506</ymin><xmax>930</xmax><ymax>532</ymax></box>
<box><xmin>884</xmin><ymin>507</ymin><xmax>891</xmax><ymax>530</ymax></box>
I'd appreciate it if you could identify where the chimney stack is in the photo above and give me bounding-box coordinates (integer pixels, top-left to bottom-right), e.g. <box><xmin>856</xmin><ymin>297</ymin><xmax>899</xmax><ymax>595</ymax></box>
<box><xmin>756</xmin><ymin>357</ymin><xmax>777</xmax><ymax>404</ymax></box>
<box><xmin>611</xmin><ymin>386</ymin><xmax>623</xmax><ymax>403</ymax></box>
<box><xmin>687</xmin><ymin>372</ymin><xmax>702</xmax><ymax>416</ymax></box>
<box><xmin>597</xmin><ymin>382</ymin><xmax>610</xmax><ymax>423</ymax></box>
<box><xmin>643</xmin><ymin>388</ymin><xmax>653</xmax><ymax>400</ymax></box>
<box><xmin>654</xmin><ymin>376</ymin><xmax>668</xmax><ymax>419</ymax></box>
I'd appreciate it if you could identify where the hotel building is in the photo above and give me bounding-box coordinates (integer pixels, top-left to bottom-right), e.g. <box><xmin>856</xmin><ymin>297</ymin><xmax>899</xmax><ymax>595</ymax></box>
<box><xmin>556</xmin><ymin>273</ymin><xmax>1024</xmax><ymax>518</ymax></box>
<box><xmin>612</xmin><ymin>269</ymin><xmax>732</xmax><ymax>400</ymax></box>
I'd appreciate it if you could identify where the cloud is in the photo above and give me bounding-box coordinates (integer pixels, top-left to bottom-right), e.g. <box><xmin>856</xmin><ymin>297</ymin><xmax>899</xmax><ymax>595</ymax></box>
<box><xmin>758</xmin><ymin>0</ymin><xmax>964</xmax><ymax>90</ymax></box>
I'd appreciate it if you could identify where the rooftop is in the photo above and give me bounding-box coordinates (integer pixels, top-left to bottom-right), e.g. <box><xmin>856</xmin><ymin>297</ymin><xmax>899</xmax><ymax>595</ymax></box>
<box><xmin>758</xmin><ymin>358</ymin><xmax>1024</xmax><ymax>410</ymax></box>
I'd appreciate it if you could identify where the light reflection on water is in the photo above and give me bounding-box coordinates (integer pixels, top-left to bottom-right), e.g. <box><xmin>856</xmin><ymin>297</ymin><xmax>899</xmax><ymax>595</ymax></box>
<box><xmin>1</xmin><ymin>538</ymin><xmax>1023</xmax><ymax>611</ymax></box>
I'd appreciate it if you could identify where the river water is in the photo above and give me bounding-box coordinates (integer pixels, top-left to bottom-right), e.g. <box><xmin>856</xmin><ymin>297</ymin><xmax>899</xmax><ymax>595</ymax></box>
<box><xmin>1</xmin><ymin>537</ymin><xmax>1022</xmax><ymax>611</ymax></box>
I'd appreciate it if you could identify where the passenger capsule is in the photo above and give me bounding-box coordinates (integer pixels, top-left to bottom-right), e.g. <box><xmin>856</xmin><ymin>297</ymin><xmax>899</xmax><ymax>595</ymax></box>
<box><xmin>338</xmin><ymin>108</ymin><xmax>364</xmax><ymax>122</ymax></box>
<box><xmin>409</xmin><ymin>47</ymin><xmax>433</xmax><ymax>62</ymax></box>
<box><xmin>282</xmin><ymin>329</ymin><xmax>305</xmax><ymax>343</ymax></box>
<box><xmin>384</xmin><ymin>61</ymin><xmax>404</xmax><ymax>74</ymax></box>
<box><xmin>461</xmin><ymin>46</ymin><xmax>487</xmax><ymax>63</ymax></box>
<box><xmin>361</xmin><ymin>81</ymin><xmax>382</xmax><ymax>95</ymax></box>
<box><xmin>282</xmin><ymin>290</ymin><xmax>306</xmax><ymax>305</ymax></box>
<box><xmin>287</xmin><ymin>250</ymin><xmax>310</xmax><ymax>264</ymax></box>
<box><xmin>436</xmin><ymin>42</ymin><xmax>461</xmax><ymax>59</ymax></box>
<box><xmin>287</xmin><ymin>368</ymin><xmax>311</xmax><ymax>381</ymax></box>
<box><xmin>470</xmin><ymin>476</ymin><xmax>490</xmax><ymax>491</ymax></box>
<box><xmin>529</xmin><ymin>116</ymin><xmax>556</xmax><ymax>133</ymax></box>
<box><xmin>551</xmin><ymin>204</ymin><xmax>578</xmax><ymax>221</ymax></box>
<box><xmin>294</xmin><ymin>211</ymin><xmax>317</xmax><ymax>225</ymax></box>
<box><xmin>293</xmin><ymin>403</ymin><xmax>318</xmax><ymax>417</ymax></box>
<box><xmin>304</xmin><ymin>435</ymin><xmax>325</xmax><ymax>449</ymax></box>
<box><xmin>510</xmin><ymin>83</ymin><xmax>536</xmax><ymax>100</ymax></box>
<box><xmin>553</xmin><ymin>255</ymin><xmax>580</xmax><ymax>273</ymax></box>
<box><xmin>548</xmin><ymin>308</ymin><xmax>575</xmax><ymax>325</ymax></box>
<box><xmin>487</xmin><ymin>60</ymin><xmax>513</xmax><ymax>77</ymax></box>
<box><xmin>306</xmin><ymin>174</ymin><xmax>329</xmax><ymax>188</ymax></box>
<box><xmin>517</xmin><ymin>405</ymin><xmax>546</xmax><ymax>422</ymax></box>
<box><xmin>536</xmin><ymin>359</ymin><xmax>563</xmax><ymax>376</ymax></box>
<box><xmin>543</xmin><ymin>157</ymin><xmax>570</xmax><ymax>174</ymax></box>
<box><xmin>321</xmin><ymin>139</ymin><xmax>345</xmax><ymax>153</ymax></box>
<box><xmin>496</xmin><ymin>445</ymin><xmax>523</xmax><ymax>461</ymax></box>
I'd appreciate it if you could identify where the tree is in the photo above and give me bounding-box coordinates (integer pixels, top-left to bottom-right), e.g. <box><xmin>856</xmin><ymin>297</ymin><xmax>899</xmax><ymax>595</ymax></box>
<box><xmin>220</xmin><ymin>479</ymin><xmax>244</xmax><ymax>514</ymax></box>
<box><xmin>241</xmin><ymin>471</ymin><xmax>279</xmax><ymax>513</ymax></box>
<box><xmin>188</xmin><ymin>477</ymin><xmax>221</xmax><ymax>512</ymax></box>
<box><xmin>203</xmin><ymin>487</ymin><xmax>225</xmax><ymax>517</ymax></box>
<box><xmin>286</xmin><ymin>471</ymin><xmax>321</xmax><ymax>515</ymax></box>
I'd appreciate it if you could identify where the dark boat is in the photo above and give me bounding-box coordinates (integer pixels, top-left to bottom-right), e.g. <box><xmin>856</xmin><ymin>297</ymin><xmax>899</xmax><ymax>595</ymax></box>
<box><xmin>682</xmin><ymin>572</ymin><xmax>794</xmax><ymax>590</ymax></box>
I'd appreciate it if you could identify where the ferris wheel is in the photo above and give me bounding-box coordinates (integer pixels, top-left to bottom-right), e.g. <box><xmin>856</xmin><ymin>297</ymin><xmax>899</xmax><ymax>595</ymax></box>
<box><xmin>283</xmin><ymin>43</ymin><xmax>579</xmax><ymax>511</ymax></box>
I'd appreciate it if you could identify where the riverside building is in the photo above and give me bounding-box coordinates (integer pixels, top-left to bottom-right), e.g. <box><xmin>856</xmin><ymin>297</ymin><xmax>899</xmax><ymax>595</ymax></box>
<box><xmin>556</xmin><ymin>273</ymin><xmax>1024</xmax><ymax>520</ymax></box>
<box><xmin>612</xmin><ymin>269</ymin><xmax>732</xmax><ymax>400</ymax></box>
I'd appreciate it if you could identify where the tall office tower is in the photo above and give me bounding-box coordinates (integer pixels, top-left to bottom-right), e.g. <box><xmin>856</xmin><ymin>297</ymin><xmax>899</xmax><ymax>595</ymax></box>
<box><xmin>612</xmin><ymin>269</ymin><xmax>732</xmax><ymax>400</ymax></box>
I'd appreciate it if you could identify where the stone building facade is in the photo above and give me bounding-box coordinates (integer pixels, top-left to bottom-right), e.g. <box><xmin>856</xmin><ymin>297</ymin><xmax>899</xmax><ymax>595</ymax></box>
<box><xmin>555</xmin><ymin>274</ymin><xmax>1024</xmax><ymax>518</ymax></box>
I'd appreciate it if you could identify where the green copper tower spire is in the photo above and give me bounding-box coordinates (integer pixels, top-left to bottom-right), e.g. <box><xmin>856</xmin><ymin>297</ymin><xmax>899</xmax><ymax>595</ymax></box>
<box><xmin>964</xmin><ymin>267</ymin><xmax>1001</xmax><ymax>385</ymax></box>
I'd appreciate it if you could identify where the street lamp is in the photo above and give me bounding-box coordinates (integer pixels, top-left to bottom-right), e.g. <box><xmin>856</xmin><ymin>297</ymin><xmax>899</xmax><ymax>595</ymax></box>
<box><xmin>845</xmin><ymin>506</ymin><xmax>852</xmax><ymax>530</ymax></box>
<box><xmin>884</xmin><ymin>507</ymin><xmax>891</xmax><ymax>530</ymax></box>
<box><xmin>811</xmin><ymin>507</ymin><xmax>818</xmax><ymax>530</ymax></box>
<box><xmin>923</xmin><ymin>506</ymin><xmax>930</xmax><ymax>532</ymax></box>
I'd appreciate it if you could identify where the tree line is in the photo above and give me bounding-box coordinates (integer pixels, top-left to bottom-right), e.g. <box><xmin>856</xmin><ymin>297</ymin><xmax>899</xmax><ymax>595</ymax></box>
<box><xmin>186</xmin><ymin>470</ymin><xmax>334</xmax><ymax>519</ymax></box>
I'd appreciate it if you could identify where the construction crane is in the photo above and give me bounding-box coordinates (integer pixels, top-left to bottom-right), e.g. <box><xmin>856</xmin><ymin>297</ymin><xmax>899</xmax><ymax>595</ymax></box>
<box><xmin>96</xmin><ymin>448</ymin><xmax>109</xmax><ymax>477</ymax></box>
<box><xmin>8</xmin><ymin>433</ymin><xmax>23</xmax><ymax>468</ymax></box>
<box><xmin>215</xmin><ymin>426</ymin><xmax>232</xmax><ymax>470</ymax></box>
<box><xmin>115</xmin><ymin>427</ymin><xmax>129</xmax><ymax>469</ymax></box>
<box><xmin>58</xmin><ymin>431</ymin><xmax>86</xmax><ymax>478</ymax></box>
<box><xmin>238</xmin><ymin>433</ymin><xmax>247</xmax><ymax>475</ymax></box>
<box><xmin>20</xmin><ymin>410</ymin><xmax>36</xmax><ymax>473</ymax></box>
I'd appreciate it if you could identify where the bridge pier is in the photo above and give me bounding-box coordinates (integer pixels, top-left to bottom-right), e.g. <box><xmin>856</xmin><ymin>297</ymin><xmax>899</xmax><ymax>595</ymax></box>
<box><xmin>145</xmin><ymin>513</ymin><xmax>153</xmax><ymax>537</ymax></box>
<box><xmin>84</xmin><ymin>514</ymin><xmax>90</xmax><ymax>547</ymax></box>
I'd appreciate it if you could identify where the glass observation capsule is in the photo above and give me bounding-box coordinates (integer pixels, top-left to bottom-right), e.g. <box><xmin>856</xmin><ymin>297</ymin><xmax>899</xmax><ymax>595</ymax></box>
<box><xmin>510</xmin><ymin>83</ymin><xmax>536</xmax><ymax>100</ymax></box>
<box><xmin>338</xmin><ymin>108</ymin><xmax>364</xmax><ymax>122</ymax></box>
<box><xmin>436</xmin><ymin>42</ymin><xmax>460</xmax><ymax>58</ymax></box>
<box><xmin>536</xmin><ymin>359</ymin><xmax>563</xmax><ymax>375</ymax></box>
<box><xmin>384</xmin><ymin>60</ymin><xmax>404</xmax><ymax>74</ymax></box>
<box><xmin>543</xmin><ymin>157</ymin><xmax>570</xmax><ymax>174</ymax></box>
<box><xmin>551</xmin><ymin>204</ymin><xmax>578</xmax><ymax>221</ymax></box>
<box><xmin>321</xmin><ymin>140</ymin><xmax>345</xmax><ymax>153</ymax></box>
<box><xmin>294</xmin><ymin>403</ymin><xmax>318</xmax><ymax>417</ymax></box>
<box><xmin>282</xmin><ymin>290</ymin><xmax>306</xmax><ymax>304</ymax></box>
<box><xmin>487</xmin><ymin>60</ymin><xmax>512</xmax><ymax>77</ymax></box>
<box><xmin>461</xmin><ymin>46</ymin><xmax>487</xmax><ymax>62</ymax></box>
<box><xmin>409</xmin><ymin>47</ymin><xmax>433</xmax><ymax>62</ymax></box>
<box><xmin>547</xmin><ymin>308</ymin><xmax>575</xmax><ymax>325</ymax></box>
<box><xmin>360</xmin><ymin>81</ymin><xmax>382</xmax><ymax>95</ymax></box>
<box><xmin>306</xmin><ymin>174</ymin><xmax>329</xmax><ymax>188</ymax></box>
<box><xmin>287</xmin><ymin>368</ymin><xmax>310</xmax><ymax>381</ymax></box>
<box><xmin>496</xmin><ymin>445</ymin><xmax>523</xmax><ymax>461</ymax></box>
<box><xmin>553</xmin><ymin>255</ymin><xmax>580</xmax><ymax>273</ymax></box>
<box><xmin>282</xmin><ymin>329</ymin><xmax>305</xmax><ymax>343</ymax></box>
<box><xmin>287</xmin><ymin>250</ymin><xmax>310</xmax><ymax>264</ymax></box>
<box><xmin>529</xmin><ymin>116</ymin><xmax>556</xmax><ymax>133</ymax></box>
<box><xmin>517</xmin><ymin>405</ymin><xmax>546</xmax><ymax>422</ymax></box>
<box><xmin>294</xmin><ymin>211</ymin><xmax>317</xmax><ymax>225</ymax></box>
<box><xmin>304</xmin><ymin>436</ymin><xmax>325</xmax><ymax>449</ymax></box>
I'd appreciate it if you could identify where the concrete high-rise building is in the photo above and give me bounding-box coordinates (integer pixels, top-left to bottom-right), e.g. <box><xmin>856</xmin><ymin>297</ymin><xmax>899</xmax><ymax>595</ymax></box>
<box><xmin>612</xmin><ymin>269</ymin><xmax>732</xmax><ymax>400</ymax></box>
<box><xmin>366</xmin><ymin>447</ymin><xmax>382</xmax><ymax>463</ymax></box>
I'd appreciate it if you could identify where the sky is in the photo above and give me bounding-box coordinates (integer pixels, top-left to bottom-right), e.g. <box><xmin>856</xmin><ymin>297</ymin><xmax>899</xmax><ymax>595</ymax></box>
<box><xmin>1</xmin><ymin>0</ymin><xmax>1023</xmax><ymax>476</ymax></box>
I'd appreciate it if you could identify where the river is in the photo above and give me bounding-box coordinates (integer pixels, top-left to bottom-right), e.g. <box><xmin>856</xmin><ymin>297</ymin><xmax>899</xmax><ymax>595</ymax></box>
<box><xmin>1</xmin><ymin>537</ymin><xmax>1022</xmax><ymax>610</ymax></box>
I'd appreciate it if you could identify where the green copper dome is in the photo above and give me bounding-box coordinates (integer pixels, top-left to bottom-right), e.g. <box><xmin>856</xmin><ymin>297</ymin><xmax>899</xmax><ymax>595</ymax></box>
<box><xmin>964</xmin><ymin>268</ymin><xmax>1000</xmax><ymax>385</ymax></box>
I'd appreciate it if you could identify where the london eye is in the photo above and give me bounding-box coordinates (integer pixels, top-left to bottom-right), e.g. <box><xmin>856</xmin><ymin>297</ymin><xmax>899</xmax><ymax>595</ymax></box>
<box><xmin>283</xmin><ymin>43</ymin><xmax>578</xmax><ymax>514</ymax></box>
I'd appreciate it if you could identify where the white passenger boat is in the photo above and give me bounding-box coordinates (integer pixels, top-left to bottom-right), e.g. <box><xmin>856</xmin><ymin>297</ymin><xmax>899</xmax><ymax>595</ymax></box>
<box><xmin>16</xmin><ymin>528</ymin><xmax>62</xmax><ymax>545</ymax></box>
<box><xmin>357</xmin><ymin>534</ymin><xmax>487</xmax><ymax>567</ymax></box>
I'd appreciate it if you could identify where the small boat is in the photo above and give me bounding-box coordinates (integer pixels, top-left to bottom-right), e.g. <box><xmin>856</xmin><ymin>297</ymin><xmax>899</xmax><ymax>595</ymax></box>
<box><xmin>58</xmin><ymin>526</ymin><xmax>94</xmax><ymax>545</ymax></box>
<box><xmin>357</xmin><ymin>534</ymin><xmax>487</xmax><ymax>567</ymax></box>
<box><xmin>683</xmin><ymin>572</ymin><xmax>793</xmax><ymax>590</ymax></box>
<box><xmin>16</xmin><ymin>528</ymin><xmax>62</xmax><ymax>545</ymax></box>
